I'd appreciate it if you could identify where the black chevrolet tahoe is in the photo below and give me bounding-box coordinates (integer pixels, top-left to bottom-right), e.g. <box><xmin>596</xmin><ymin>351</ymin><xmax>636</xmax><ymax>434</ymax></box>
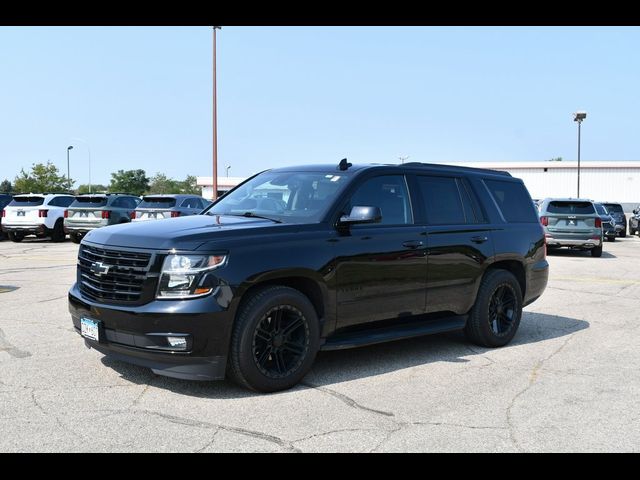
<box><xmin>69</xmin><ymin>161</ymin><xmax>549</xmax><ymax>392</ymax></box>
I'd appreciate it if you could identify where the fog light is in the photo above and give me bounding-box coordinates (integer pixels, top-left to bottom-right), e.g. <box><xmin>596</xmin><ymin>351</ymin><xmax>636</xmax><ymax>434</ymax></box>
<box><xmin>167</xmin><ymin>337</ymin><xmax>187</xmax><ymax>350</ymax></box>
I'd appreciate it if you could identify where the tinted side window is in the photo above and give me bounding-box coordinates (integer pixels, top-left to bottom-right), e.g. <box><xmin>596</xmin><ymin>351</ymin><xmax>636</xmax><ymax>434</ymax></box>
<box><xmin>49</xmin><ymin>196</ymin><xmax>74</xmax><ymax>207</ymax></box>
<box><xmin>128</xmin><ymin>198</ymin><xmax>140</xmax><ymax>209</ymax></box>
<box><xmin>348</xmin><ymin>175</ymin><xmax>412</xmax><ymax>225</ymax></box>
<box><xmin>416</xmin><ymin>176</ymin><xmax>466</xmax><ymax>225</ymax></box>
<box><xmin>484</xmin><ymin>179</ymin><xmax>538</xmax><ymax>223</ymax></box>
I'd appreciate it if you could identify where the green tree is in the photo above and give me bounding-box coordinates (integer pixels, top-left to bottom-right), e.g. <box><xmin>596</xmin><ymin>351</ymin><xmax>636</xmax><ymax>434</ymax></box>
<box><xmin>0</xmin><ymin>179</ymin><xmax>12</xmax><ymax>193</ymax></box>
<box><xmin>77</xmin><ymin>184</ymin><xmax>108</xmax><ymax>194</ymax></box>
<box><xmin>178</xmin><ymin>175</ymin><xmax>200</xmax><ymax>195</ymax></box>
<box><xmin>148</xmin><ymin>173</ymin><xmax>180</xmax><ymax>194</ymax></box>
<box><xmin>109</xmin><ymin>169</ymin><xmax>149</xmax><ymax>196</ymax></box>
<box><xmin>14</xmin><ymin>161</ymin><xmax>70</xmax><ymax>193</ymax></box>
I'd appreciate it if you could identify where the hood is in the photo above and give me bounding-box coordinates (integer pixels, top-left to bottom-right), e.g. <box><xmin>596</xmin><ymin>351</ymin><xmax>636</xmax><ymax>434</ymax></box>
<box><xmin>82</xmin><ymin>214</ymin><xmax>277</xmax><ymax>250</ymax></box>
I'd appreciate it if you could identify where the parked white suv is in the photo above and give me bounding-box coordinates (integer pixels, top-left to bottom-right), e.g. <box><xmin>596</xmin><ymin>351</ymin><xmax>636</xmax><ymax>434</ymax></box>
<box><xmin>1</xmin><ymin>193</ymin><xmax>75</xmax><ymax>242</ymax></box>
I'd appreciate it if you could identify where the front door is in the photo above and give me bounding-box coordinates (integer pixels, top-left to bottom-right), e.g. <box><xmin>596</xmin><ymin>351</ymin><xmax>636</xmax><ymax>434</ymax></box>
<box><xmin>333</xmin><ymin>174</ymin><xmax>427</xmax><ymax>329</ymax></box>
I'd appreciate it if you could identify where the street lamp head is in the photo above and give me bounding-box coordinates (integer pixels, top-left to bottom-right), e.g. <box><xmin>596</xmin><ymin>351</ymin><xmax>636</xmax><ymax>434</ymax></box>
<box><xmin>67</xmin><ymin>145</ymin><xmax>74</xmax><ymax>150</ymax></box>
<box><xmin>574</xmin><ymin>111</ymin><xmax>587</xmax><ymax>122</ymax></box>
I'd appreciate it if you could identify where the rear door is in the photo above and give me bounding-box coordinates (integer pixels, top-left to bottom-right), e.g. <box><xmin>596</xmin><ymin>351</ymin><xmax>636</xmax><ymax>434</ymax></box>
<box><xmin>544</xmin><ymin>201</ymin><xmax>598</xmax><ymax>235</ymax></box>
<box><xmin>413</xmin><ymin>175</ymin><xmax>495</xmax><ymax>315</ymax></box>
<box><xmin>4</xmin><ymin>196</ymin><xmax>45</xmax><ymax>224</ymax></box>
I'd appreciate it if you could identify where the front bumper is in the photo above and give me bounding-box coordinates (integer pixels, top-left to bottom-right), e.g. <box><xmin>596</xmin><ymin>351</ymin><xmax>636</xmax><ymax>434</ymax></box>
<box><xmin>68</xmin><ymin>282</ymin><xmax>237</xmax><ymax>381</ymax></box>
<box><xmin>1</xmin><ymin>223</ymin><xmax>46</xmax><ymax>235</ymax></box>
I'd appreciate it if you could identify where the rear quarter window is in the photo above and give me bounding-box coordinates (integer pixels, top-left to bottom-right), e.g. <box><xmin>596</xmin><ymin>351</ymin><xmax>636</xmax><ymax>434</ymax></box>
<box><xmin>547</xmin><ymin>201</ymin><xmax>595</xmax><ymax>215</ymax></box>
<box><xmin>484</xmin><ymin>179</ymin><xmax>538</xmax><ymax>223</ymax></box>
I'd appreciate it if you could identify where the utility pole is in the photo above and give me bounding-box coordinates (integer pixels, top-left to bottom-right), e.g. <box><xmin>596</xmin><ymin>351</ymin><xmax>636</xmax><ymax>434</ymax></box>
<box><xmin>212</xmin><ymin>26</ymin><xmax>222</xmax><ymax>201</ymax></box>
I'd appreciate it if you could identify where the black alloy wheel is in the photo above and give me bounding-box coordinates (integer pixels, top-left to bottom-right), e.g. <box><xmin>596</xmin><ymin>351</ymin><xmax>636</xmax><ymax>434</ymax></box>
<box><xmin>252</xmin><ymin>305</ymin><xmax>310</xmax><ymax>379</ymax></box>
<box><xmin>228</xmin><ymin>285</ymin><xmax>320</xmax><ymax>392</ymax></box>
<box><xmin>487</xmin><ymin>284</ymin><xmax>517</xmax><ymax>337</ymax></box>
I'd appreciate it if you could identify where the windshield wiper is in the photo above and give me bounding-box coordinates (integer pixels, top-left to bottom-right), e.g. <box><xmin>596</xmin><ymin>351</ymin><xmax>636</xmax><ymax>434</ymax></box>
<box><xmin>211</xmin><ymin>211</ymin><xmax>283</xmax><ymax>223</ymax></box>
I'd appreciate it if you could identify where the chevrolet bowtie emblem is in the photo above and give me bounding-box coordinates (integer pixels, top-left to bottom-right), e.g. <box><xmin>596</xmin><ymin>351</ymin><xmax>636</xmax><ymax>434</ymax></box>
<box><xmin>90</xmin><ymin>262</ymin><xmax>110</xmax><ymax>276</ymax></box>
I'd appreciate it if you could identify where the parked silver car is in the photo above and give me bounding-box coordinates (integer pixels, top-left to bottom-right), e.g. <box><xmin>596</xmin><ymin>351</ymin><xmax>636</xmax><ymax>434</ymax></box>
<box><xmin>132</xmin><ymin>194</ymin><xmax>210</xmax><ymax>222</ymax></box>
<box><xmin>538</xmin><ymin>198</ymin><xmax>603</xmax><ymax>257</ymax></box>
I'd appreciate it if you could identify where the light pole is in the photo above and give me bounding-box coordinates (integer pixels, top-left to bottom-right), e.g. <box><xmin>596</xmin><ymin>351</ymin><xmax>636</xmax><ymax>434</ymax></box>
<box><xmin>226</xmin><ymin>165</ymin><xmax>231</xmax><ymax>177</ymax></box>
<box><xmin>66</xmin><ymin>145</ymin><xmax>73</xmax><ymax>190</ymax></box>
<box><xmin>212</xmin><ymin>26</ymin><xmax>222</xmax><ymax>201</ymax></box>
<box><xmin>574</xmin><ymin>111</ymin><xmax>587</xmax><ymax>198</ymax></box>
<box><xmin>71</xmin><ymin>138</ymin><xmax>92</xmax><ymax>193</ymax></box>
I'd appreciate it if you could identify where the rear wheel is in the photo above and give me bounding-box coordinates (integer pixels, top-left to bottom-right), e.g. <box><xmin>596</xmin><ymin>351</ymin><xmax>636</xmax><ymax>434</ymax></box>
<box><xmin>465</xmin><ymin>269</ymin><xmax>523</xmax><ymax>348</ymax></box>
<box><xmin>228</xmin><ymin>286</ymin><xmax>320</xmax><ymax>392</ymax></box>
<box><xmin>70</xmin><ymin>232</ymin><xmax>83</xmax><ymax>244</ymax></box>
<box><xmin>591</xmin><ymin>245</ymin><xmax>603</xmax><ymax>257</ymax></box>
<box><xmin>50</xmin><ymin>219</ymin><xmax>65</xmax><ymax>242</ymax></box>
<box><xmin>619</xmin><ymin>228</ymin><xmax>626</xmax><ymax>237</ymax></box>
<box><xmin>8</xmin><ymin>232</ymin><xmax>24</xmax><ymax>242</ymax></box>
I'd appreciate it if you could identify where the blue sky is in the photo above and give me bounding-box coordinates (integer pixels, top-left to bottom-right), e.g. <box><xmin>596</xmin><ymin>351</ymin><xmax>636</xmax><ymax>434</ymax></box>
<box><xmin>1</xmin><ymin>26</ymin><xmax>639</xmax><ymax>186</ymax></box>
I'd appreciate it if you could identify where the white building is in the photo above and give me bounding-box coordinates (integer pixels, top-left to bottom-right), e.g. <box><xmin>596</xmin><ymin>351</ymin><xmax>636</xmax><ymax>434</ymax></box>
<box><xmin>450</xmin><ymin>161</ymin><xmax>640</xmax><ymax>206</ymax></box>
<box><xmin>198</xmin><ymin>161</ymin><xmax>640</xmax><ymax>207</ymax></box>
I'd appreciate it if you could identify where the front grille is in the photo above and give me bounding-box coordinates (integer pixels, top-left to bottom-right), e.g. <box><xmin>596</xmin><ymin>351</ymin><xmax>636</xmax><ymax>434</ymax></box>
<box><xmin>78</xmin><ymin>244</ymin><xmax>154</xmax><ymax>304</ymax></box>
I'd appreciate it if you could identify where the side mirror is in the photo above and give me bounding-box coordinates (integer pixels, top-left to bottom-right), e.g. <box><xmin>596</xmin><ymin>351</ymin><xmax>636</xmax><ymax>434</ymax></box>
<box><xmin>634</xmin><ymin>208</ymin><xmax>639</xmax><ymax>214</ymax></box>
<box><xmin>338</xmin><ymin>206</ymin><xmax>382</xmax><ymax>226</ymax></box>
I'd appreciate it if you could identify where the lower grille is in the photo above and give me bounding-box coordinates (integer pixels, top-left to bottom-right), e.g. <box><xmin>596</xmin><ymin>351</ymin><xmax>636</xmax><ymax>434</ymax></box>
<box><xmin>78</xmin><ymin>244</ymin><xmax>153</xmax><ymax>304</ymax></box>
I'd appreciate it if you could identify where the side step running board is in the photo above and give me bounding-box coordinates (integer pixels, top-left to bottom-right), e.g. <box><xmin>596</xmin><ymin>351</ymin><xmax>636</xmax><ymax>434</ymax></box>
<box><xmin>321</xmin><ymin>315</ymin><xmax>468</xmax><ymax>351</ymax></box>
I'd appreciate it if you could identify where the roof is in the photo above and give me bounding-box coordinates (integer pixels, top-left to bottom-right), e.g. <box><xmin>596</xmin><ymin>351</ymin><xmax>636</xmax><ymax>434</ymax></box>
<box><xmin>142</xmin><ymin>193</ymin><xmax>203</xmax><ymax>199</ymax></box>
<box><xmin>447</xmin><ymin>161</ymin><xmax>640</xmax><ymax>170</ymax></box>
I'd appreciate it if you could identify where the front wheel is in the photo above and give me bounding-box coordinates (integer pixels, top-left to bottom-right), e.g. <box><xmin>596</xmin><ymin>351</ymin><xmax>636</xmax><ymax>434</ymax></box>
<box><xmin>227</xmin><ymin>286</ymin><xmax>320</xmax><ymax>392</ymax></box>
<box><xmin>465</xmin><ymin>269</ymin><xmax>523</xmax><ymax>348</ymax></box>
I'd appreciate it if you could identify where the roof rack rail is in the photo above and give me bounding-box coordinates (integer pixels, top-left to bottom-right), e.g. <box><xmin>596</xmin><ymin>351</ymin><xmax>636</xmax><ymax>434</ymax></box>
<box><xmin>401</xmin><ymin>162</ymin><xmax>512</xmax><ymax>177</ymax></box>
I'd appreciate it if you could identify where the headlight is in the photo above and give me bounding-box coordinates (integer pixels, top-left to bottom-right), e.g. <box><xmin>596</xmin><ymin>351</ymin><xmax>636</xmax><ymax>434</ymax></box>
<box><xmin>156</xmin><ymin>254</ymin><xmax>227</xmax><ymax>299</ymax></box>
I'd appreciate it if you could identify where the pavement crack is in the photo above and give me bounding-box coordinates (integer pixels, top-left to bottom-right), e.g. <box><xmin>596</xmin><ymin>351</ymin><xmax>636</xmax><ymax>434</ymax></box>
<box><xmin>505</xmin><ymin>331</ymin><xmax>579</xmax><ymax>452</ymax></box>
<box><xmin>301</xmin><ymin>382</ymin><xmax>395</xmax><ymax>418</ymax></box>
<box><xmin>194</xmin><ymin>429</ymin><xmax>221</xmax><ymax>453</ymax></box>
<box><xmin>37</xmin><ymin>295</ymin><xmax>67</xmax><ymax>304</ymax></box>
<box><xmin>137</xmin><ymin>410</ymin><xmax>301</xmax><ymax>452</ymax></box>
<box><xmin>0</xmin><ymin>328</ymin><xmax>32</xmax><ymax>359</ymax></box>
<box><xmin>410</xmin><ymin>421</ymin><xmax>507</xmax><ymax>431</ymax></box>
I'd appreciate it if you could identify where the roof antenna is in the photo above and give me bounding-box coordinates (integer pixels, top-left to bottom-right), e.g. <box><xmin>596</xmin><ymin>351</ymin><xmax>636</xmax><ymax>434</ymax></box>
<box><xmin>338</xmin><ymin>158</ymin><xmax>352</xmax><ymax>171</ymax></box>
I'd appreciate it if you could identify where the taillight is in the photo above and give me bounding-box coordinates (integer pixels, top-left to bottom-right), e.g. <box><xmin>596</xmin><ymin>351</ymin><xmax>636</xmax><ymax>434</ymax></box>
<box><xmin>63</xmin><ymin>210</ymin><xmax>69</xmax><ymax>218</ymax></box>
<box><xmin>38</xmin><ymin>210</ymin><xmax>48</xmax><ymax>218</ymax></box>
<box><xmin>540</xmin><ymin>216</ymin><xmax>548</xmax><ymax>226</ymax></box>
<box><xmin>171</xmin><ymin>211</ymin><xmax>180</xmax><ymax>218</ymax></box>
<box><xmin>130</xmin><ymin>211</ymin><xmax>136</xmax><ymax>220</ymax></box>
<box><xmin>595</xmin><ymin>217</ymin><xmax>602</xmax><ymax>228</ymax></box>
<box><xmin>1</xmin><ymin>210</ymin><xmax>5</xmax><ymax>218</ymax></box>
<box><xmin>101</xmin><ymin>210</ymin><xmax>111</xmax><ymax>219</ymax></box>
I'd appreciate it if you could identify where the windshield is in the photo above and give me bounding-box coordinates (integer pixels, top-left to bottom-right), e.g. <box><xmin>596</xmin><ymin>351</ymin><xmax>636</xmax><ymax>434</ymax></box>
<box><xmin>71</xmin><ymin>197</ymin><xmax>107</xmax><ymax>208</ymax></box>
<box><xmin>138</xmin><ymin>197</ymin><xmax>177</xmax><ymax>209</ymax></box>
<box><xmin>603</xmin><ymin>203</ymin><xmax>623</xmax><ymax>213</ymax></box>
<box><xmin>9</xmin><ymin>196</ymin><xmax>44</xmax><ymax>207</ymax></box>
<box><xmin>204</xmin><ymin>171</ymin><xmax>351</xmax><ymax>223</ymax></box>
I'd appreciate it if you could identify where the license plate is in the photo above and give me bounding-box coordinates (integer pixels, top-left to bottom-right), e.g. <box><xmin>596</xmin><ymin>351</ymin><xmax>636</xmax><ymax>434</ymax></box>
<box><xmin>80</xmin><ymin>317</ymin><xmax>101</xmax><ymax>341</ymax></box>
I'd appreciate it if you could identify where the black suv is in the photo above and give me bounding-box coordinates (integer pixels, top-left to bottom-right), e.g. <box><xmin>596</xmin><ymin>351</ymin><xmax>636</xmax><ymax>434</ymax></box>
<box><xmin>68</xmin><ymin>162</ymin><xmax>548</xmax><ymax>392</ymax></box>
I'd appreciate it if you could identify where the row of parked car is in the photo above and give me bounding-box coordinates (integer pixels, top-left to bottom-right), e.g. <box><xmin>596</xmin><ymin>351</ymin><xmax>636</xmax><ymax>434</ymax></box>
<box><xmin>0</xmin><ymin>192</ymin><xmax>211</xmax><ymax>243</ymax></box>
<box><xmin>533</xmin><ymin>198</ymin><xmax>639</xmax><ymax>257</ymax></box>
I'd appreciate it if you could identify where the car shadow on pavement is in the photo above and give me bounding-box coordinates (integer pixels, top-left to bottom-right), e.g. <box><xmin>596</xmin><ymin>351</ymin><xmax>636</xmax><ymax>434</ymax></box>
<box><xmin>101</xmin><ymin>311</ymin><xmax>589</xmax><ymax>398</ymax></box>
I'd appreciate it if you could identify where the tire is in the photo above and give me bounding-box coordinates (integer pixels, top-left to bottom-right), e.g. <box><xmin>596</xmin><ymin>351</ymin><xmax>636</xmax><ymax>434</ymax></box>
<box><xmin>619</xmin><ymin>228</ymin><xmax>626</xmax><ymax>238</ymax></box>
<box><xmin>70</xmin><ymin>232</ymin><xmax>83</xmax><ymax>244</ymax></box>
<box><xmin>50</xmin><ymin>219</ymin><xmax>65</xmax><ymax>242</ymax></box>
<box><xmin>227</xmin><ymin>285</ymin><xmax>320</xmax><ymax>392</ymax></box>
<box><xmin>464</xmin><ymin>269</ymin><xmax>523</xmax><ymax>348</ymax></box>
<box><xmin>8</xmin><ymin>232</ymin><xmax>24</xmax><ymax>243</ymax></box>
<box><xmin>607</xmin><ymin>235</ymin><xmax>616</xmax><ymax>242</ymax></box>
<box><xmin>591</xmin><ymin>245</ymin><xmax>603</xmax><ymax>257</ymax></box>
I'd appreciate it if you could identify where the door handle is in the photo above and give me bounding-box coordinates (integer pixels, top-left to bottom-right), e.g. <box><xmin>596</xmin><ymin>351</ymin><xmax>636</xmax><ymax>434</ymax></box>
<box><xmin>402</xmin><ymin>240</ymin><xmax>424</xmax><ymax>249</ymax></box>
<box><xmin>471</xmin><ymin>235</ymin><xmax>488</xmax><ymax>244</ymax></box>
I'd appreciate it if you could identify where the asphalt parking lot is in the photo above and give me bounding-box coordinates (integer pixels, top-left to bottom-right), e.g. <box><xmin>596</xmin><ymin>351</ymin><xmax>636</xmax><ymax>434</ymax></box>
<box><xmin>1</xmin><ymin>236</ymin><xmax>639</xmax><ymax>452</ymax></box>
